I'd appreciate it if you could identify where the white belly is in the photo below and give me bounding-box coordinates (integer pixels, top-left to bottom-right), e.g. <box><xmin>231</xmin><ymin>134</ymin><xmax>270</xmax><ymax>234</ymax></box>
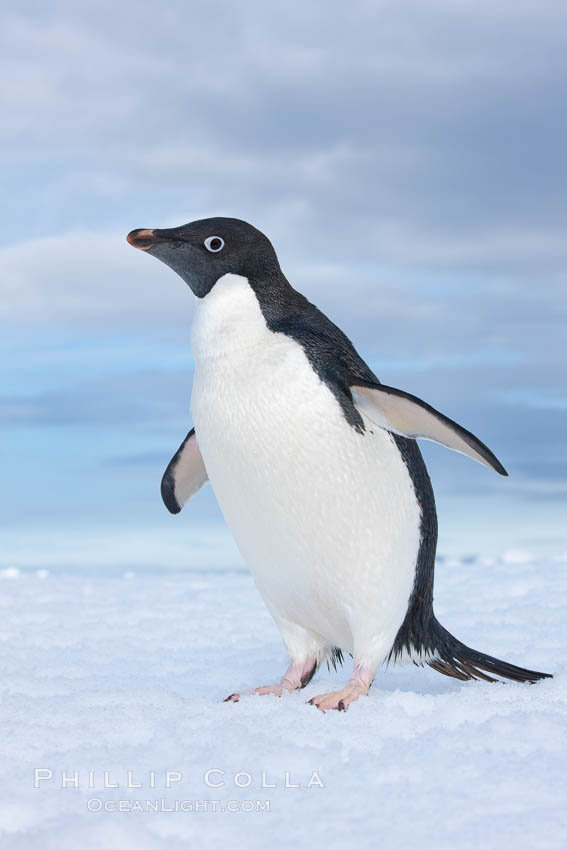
<box><xmin>190</xmin><ymin>275</ymin><xmax>421</xmax><ymax>659</ymax></box>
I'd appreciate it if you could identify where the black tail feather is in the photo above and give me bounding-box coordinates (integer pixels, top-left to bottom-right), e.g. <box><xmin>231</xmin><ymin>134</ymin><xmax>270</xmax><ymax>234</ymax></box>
<box><xmin>326</xmin><ymin>647</ymin><xmax>344</xmax><ymax>672</ymax></box>
<box><xmin>424</xmin><ymin>619</ymin><xmax>552</xmax><ymax>684</ymax></box>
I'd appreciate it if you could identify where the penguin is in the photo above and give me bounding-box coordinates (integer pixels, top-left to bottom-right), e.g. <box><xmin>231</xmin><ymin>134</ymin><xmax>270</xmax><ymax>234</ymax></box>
<box><xmin>127</xmin><ymin>218</ymin><xmax>551</xmax><ymax>711</ymax></box>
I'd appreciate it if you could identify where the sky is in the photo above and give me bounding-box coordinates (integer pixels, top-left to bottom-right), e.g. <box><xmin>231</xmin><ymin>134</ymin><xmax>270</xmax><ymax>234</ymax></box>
<box><xmin>1</xmin><ymin>0</ymin><xmax>566</xmax><ymax>568</ymax></box>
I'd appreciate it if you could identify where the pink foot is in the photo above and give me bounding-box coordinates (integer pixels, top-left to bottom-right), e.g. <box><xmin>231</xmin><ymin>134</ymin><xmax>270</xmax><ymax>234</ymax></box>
<box><xmin>308</xmin><ymin>684</ymin><xmax>366</xmax><ymax>712</ymax></box>
<box><xmin>224</xmin><ymin>657</ymin><xmax>317</xmax><ymax>703</ymax></box>
<box><xmin>308</xmin><ymin>663</ymin><xmax>374</xmax><ymax>712</ymax></box>
<box><xmin>225</xmin><ymin>684</ymin><xmax>289</xmax><ymax>702</ymax></box>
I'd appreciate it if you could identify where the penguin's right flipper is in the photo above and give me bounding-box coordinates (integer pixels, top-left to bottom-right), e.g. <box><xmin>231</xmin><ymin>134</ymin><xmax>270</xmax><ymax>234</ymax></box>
<box><xmin>161</xmin><ymin>428</ymin><xmax>209</xmax><ymax>514</ymax></box>
<box><xmin>350</xmin><ymin>381</ymin><xmax>507</xmax><ymax>475</ymax></box>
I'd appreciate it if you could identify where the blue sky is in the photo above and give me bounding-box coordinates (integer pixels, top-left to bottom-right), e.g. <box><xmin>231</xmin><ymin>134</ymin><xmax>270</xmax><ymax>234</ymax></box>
<box><xmin>1</xmin><ymin>0</ymin><xmax>566</xmax><ymax>568</ymax></box>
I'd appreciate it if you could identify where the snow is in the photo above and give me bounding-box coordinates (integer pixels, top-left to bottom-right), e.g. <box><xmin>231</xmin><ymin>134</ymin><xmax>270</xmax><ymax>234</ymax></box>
<box><xmin>0</xmin><ymin>554</ymin><xmax>565</xmax><ymax>849</ymax></box>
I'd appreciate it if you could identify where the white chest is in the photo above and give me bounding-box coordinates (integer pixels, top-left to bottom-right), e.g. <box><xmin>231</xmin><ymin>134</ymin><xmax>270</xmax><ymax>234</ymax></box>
<box><xmin>189</xmin><ymin>275</ymin><xmax>420</xmax><ymax>654</ymax></box>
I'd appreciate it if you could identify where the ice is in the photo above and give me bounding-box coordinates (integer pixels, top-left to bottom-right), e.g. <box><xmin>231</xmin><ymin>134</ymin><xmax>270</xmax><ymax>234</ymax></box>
<box><xmin>0</xmin><ymin>568</ymin><xmax>20</xmax><ymax>581</ymax></box>
<box><xmin>502</xmin><ymin>549</ymin><xmax>536</xmax><ymax>565</ymax></box>
<box><xmin>0</xmin><ymin>554</ymin><xmax>565</xmax><ymax>849</ymax></box>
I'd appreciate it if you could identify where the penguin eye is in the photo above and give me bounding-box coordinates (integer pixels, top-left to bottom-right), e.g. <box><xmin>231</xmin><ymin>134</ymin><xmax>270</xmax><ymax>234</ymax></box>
<box><xmin>204</xmin><ymin>236</ymin><xmax>224</xmax><ymax>253</ymax></box>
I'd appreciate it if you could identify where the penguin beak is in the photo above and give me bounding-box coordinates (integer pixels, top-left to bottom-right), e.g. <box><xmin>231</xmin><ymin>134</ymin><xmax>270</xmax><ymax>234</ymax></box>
<box><xmin>126</xmin><ymin>229</ymin><xmax>168</xmax><ymax>251</ymax></box>
<box><xmin>126</xmin><ymin>225</ymin><xmax>208</xmax><ymax>296</ymax></box>
<box><xmin>127</xmin><ymin>228</ymin><xmax>186</xmax><ymax>251</ymax></box>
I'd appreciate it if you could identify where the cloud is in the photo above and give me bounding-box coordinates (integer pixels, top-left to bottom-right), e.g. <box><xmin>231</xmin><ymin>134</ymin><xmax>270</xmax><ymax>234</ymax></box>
<box><xmin>0</xmin><ymin>231</ymin><xmax>193</xmax><ymax>325</ymax></box>
<box><xmin>2</xmin><ymin>0</ymin><xmax>566</xmax><ymax>362</ymax></box>
<box><xmin>0</xmin><ymin>365</ymin><xmax>191</xmax><ymax>427</ymax></box>
<box><xmin>1</xmin><ymin>0</ymin><xmax>566</xmax><ymax>557</ymax></box>
<box><xmin>2</xmin><ymin>0</ymin><xmax>566</xmax><ymax>256</ymax></box>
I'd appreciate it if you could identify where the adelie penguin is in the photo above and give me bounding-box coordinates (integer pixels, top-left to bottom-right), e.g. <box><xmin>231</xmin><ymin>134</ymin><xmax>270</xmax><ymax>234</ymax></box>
<box><xmin>127</xmin><ymin>218</ymin><xmax>551</xmax><ymax>711</ymax></box>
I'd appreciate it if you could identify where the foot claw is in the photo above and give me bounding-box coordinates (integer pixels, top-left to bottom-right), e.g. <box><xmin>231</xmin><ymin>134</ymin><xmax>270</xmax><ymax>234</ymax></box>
<box><xmin>307</xmin><ymin>686</ymin><xmax>366</xmax><ymax>712</ymax></box>
<box><xmin>224</xmin><ymin>693</ymin><xmax>240</xmax><ymax>702</ymax></box>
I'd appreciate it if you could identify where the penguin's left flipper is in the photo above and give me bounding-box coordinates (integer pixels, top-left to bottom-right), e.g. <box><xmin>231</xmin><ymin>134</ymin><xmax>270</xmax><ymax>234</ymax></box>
<box><xmin>161</xmin><ymin>428</ymin><xmax>209</xmax><ymax>514</ymax></box>
<box><xmin>351</xmin><ymin>381</ymin><xmax>508</xmax><ymax>476</ymax></box>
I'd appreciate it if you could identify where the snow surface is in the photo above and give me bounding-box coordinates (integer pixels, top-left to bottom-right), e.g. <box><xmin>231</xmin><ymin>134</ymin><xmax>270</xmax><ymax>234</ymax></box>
<box><xmin>0</xmin><ymin>553</ymin><xmax>565</xmax><ymax>849</ymax></box>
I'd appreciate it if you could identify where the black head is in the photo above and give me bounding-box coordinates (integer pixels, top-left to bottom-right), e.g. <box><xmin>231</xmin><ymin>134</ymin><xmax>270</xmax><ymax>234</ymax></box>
<box><xmin>127</xmin><ymin>217</ymin><xmax>281</xmax><ymax>297</ymax></box>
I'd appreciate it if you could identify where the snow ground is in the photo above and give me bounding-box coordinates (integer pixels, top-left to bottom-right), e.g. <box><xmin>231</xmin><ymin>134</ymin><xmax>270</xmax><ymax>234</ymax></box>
<box><xmin>0</xmin><ymin>552</ymin><xmax>565</xmax><ymax>850</ymax></box>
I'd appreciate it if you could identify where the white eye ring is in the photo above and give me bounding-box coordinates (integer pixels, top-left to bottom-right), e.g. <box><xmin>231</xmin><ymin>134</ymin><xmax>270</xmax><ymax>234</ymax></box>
<box><xmin>204</xmin><ymin>236</ymin><xmax>224</xmax><ymax>253</ymax></box>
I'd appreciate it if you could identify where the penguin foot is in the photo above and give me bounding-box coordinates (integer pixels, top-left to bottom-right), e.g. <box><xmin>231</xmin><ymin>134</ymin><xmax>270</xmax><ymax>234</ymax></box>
<box><xmin>224</xmin><ymin>656</ymin><xmax>319</xmax><ymax>703</ymax></box>
<box><xmin>307</xmin><ymin>663</ymin><xmax>374</xmax><ymax>712</ymax></box>
<box><xmin>224</xmin><ymin>684</ymin><xmax>291</xmax><ymax>702</ymax></box>
<box><xmin>307</xmin><ymin>685</ymin><xmax>368</xmax><ymax>712</ymax></box>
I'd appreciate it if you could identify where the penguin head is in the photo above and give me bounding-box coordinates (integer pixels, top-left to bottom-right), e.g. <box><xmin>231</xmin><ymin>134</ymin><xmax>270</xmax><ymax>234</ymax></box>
<box><xmin>127</xmin><ymin>217</ymin><xmax>280</xmax><ymax>297</ymax></box>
